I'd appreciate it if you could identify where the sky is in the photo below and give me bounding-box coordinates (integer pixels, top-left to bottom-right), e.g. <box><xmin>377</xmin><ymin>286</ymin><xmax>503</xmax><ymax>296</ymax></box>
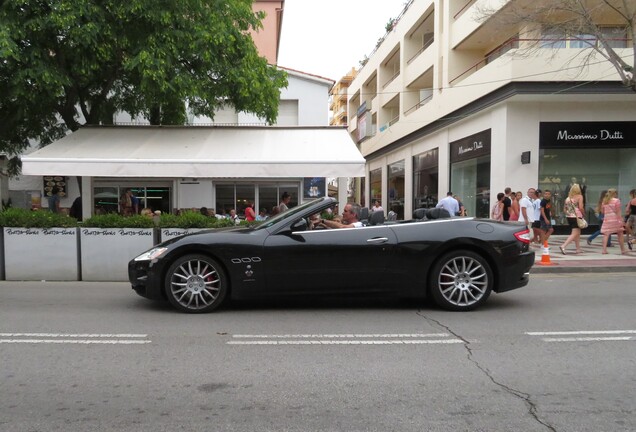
<box><xmin>277</xmin><ymin>0</ymin><xmax>408</xmax><ymax>81</ymax></box>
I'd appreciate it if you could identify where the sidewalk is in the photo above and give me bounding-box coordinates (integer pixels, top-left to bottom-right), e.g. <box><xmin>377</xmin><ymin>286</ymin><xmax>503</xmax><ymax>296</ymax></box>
<box><xmin>531</xmin><ymin>235</ymin><xmax>636</xmax><ymax>274</ymax></box>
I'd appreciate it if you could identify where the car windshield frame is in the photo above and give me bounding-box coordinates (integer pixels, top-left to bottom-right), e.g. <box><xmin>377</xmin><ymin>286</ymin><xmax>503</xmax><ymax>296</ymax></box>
<box><xmin>253</xmin><ymin>198</ymin><xmax>332</xmax><ymax>231</ymax></box>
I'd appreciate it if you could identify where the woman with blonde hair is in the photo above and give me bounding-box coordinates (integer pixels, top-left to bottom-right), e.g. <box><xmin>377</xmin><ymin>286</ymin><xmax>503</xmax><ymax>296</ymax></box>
<box><xmin>559</xmin><ymin>184</ymin><xmax>585</xmax><ymax>254</ymax></box>
<box><xmin>600</xmin><ymin>188</ymin><xmax>628</xmax><ymax>255</ymax></box>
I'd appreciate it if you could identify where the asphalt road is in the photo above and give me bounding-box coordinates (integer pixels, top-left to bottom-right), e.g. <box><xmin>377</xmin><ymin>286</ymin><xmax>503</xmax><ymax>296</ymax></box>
<box><xmin>1</xmin><ymin>274</ymin><xmax>635</xmax><ymax>432</ymax></box>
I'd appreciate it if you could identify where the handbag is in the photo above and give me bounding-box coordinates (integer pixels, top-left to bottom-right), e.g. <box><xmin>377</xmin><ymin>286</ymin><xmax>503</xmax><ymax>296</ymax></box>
<box><xmin>568</xmin><ymin>198</ymin><xmax>587</xmax><ymax>229</ymax></box>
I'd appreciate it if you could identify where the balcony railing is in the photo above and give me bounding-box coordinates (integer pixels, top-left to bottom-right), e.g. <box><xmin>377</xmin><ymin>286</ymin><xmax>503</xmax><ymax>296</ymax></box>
<box><xmin>448</xmin><ymin>36</ymin><xmax>630</xmax><ymax>85</ymax></box>
<box><xmin>383</xmin><ymin>71</ymin><xmax>400</xmax><ymax>89</ymax></box>
<box><xmin>407</xmin><ymin>37</ymin><xmax>435</xmax><ymax>65</ymax></box>
<box><xmin>449</xmin><ymin>37</ymin><xmax>520</xmax><ymax>86</ymax></box>
<box><xmin>404</xmin><ymin>93</ymin><xmax>433</xmax><ymax>116</ymax></box>
<box><xmin>453</xmin><ymin>0</ymin><xmax>477</xmax><ymax>20</ymax></box>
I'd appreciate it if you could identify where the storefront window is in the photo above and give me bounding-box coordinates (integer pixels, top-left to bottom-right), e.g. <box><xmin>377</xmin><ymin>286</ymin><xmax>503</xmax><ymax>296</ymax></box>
<box><xmin>450</xmin><ymin>156</ymin><xmax>491</xmax><ymax>218</ymax></box>
<box><xmin>93</xmin><ymin>185</ymin><xmax>171</xmax><ymax>215</ymax></box>
<box><xmin>539</xmin><ymin>121</ymin><xmax>636</xmax><ymax>226</ymax></box>
<box><xmin>94</xmin><ymin>187</ymin><xmax>119</xmax><ymax>214</ymax></box>
<box><xmin>215</xmin><ymin>185</ymin><xmax>235</xmax><ymax>216</ymax></box>
<box><xmin>539</xmin><ymin>148</ymin><xmax>636</xmax><ymax>224</ymax></box>
<box><xmin>217</xmin><ymin>183</ymin><xmax>299</xmax><ymax>219</ymax></box>
<box><xmin>369</xmin><ymin>168</ymin><xmax>382</xmax><ymax>206</ymax></box>
<box><xmin>259</xmin><ymin>185</ymin><xmax>279</xmax><ymax>216</ymax></box>
<box><xmin>387</xmin><ymin>160</ymin><xmax>405</xmax><ymax>219</ymax></box>
<box><xmin>449</xmin><ymin>130</ymin><xmax>491</xmax><ymax>218</ymax></box>
<box><xmin>360</xmin><ymin>177</ymin><xmax>366</xmax><ymax>208</ymax></box>
<box><xmin>235</xmin><ymin>184</ymin><xmax>255</xmax><ymax>218</ymax></box>
<box><xmin>413</xmin><ymin>148</ymin><xmax>438</xmax><ymax>210</ymax></box>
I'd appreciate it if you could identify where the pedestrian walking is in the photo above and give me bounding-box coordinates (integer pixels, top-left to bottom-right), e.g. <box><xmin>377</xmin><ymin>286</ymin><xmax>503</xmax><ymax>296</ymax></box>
<box><xmin>435</xmin><ymin>192</ymin><xmax>459</xmax><ymax>216</ymax></box>
<box><xmin>518</xmin><ymin>188</ymin><xmax>538</xmax><ymax>246</ymax></box>
<box><xmin>587</xmin><ymin>190</ymin><xmax>612</xmax><ymax>247</ymax></box>
<box><xmin>539</xmin><ymin>190</ymin><xmax>554</xmax><ymax>245</ymax></box>
<box><xmin>502</xmin><ymin>187</ymin><xmax>515</xmax><ymax>221</ymax></box>
<box><xmin>625</xmin><ymin>188</ymin><xmax>636</xmax><ymax>250</ymax></box>
<box><xmin>531</xmin><ymin>189</ymin><xmax>543</xmax><ymax>244</ymax></box>
<box><xmin>491</xmin><ymin>192</ymin><xmax>504</xmax><ymax>221</ymax></box>
<box><xmin>559</xmin><ymin>183</ymin><xmax>585</xmax><ymax>255</ymax></box>
<box><xmin>600</xmin><ymin>189</ymin><xmax>628</xmax><ymax>255</ymax></box>
<box><xmin>509</xmin><ymin>191</ymin><xmax>521</xmax><ymax>221</ymax></box>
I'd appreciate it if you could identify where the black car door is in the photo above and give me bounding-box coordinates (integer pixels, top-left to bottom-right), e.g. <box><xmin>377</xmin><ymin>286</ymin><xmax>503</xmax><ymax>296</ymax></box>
<box><xmin>262</xmin><ymin>225</ymin><xmax>398</xmax><ymax>295</ymax></box>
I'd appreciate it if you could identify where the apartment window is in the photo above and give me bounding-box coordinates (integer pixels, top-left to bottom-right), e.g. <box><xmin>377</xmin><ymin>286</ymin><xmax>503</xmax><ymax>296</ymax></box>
<box><xmin>540</xmin><ymin>30</ymin><xmax>567</xmax><ymax>49</ymax></box>
<box><xmin>541</xmin><ymin>26</ymin><xmax>628</xmax><ymax>49</ymax></box>
<box><xmin>569</xmin><ymin>33</ymin><xmax>597</xmax><ymax>49</ymax></box>
<box><xmin>600</xmin><ymin>26</ymin><xmax>628</xmax><ymax>48</ymax></box>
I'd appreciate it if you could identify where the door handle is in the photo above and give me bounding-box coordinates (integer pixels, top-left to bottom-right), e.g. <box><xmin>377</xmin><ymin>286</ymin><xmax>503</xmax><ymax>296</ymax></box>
<box><xmin>367</xmin><ymin>237</ymin><xmax>389</xmax><ymax>244</ymax></box>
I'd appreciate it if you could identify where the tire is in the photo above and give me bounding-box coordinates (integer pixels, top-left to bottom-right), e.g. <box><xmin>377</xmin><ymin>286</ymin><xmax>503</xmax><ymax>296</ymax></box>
<box><xmin>164</xmin><ymin>254</ymin><xmax>227</xmax><ymax>313</ymax></box>
<box><xmin>429</xmin><ymin>250</ymin><xmax>492</xmax><ymax>311</ymax></box>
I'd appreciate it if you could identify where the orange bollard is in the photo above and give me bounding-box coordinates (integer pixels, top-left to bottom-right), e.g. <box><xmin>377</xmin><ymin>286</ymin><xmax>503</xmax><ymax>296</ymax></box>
<box><xmin>537</xmin><ymin>240</ymin><xmax>556</xmax><ymax>266</ymax></box>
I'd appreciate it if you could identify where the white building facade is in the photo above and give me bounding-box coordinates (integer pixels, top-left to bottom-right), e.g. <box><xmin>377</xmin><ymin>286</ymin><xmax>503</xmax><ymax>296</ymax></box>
<box><xmin>348</xmin><ymin>0</ymin><xmax>635</xmax><ymax>228</ymax></box>
<box><xmin>16</xmin><ymin>68</ymin><xmax>364</xmax><ymax>218</ymax></box>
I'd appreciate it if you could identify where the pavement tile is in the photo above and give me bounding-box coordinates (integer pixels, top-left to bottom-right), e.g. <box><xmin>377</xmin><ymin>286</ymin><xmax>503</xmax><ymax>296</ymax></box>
<box><xmin>531</xmin><ymin>235</ymin><xmax>636</xmax><ymax>274</ymax></box>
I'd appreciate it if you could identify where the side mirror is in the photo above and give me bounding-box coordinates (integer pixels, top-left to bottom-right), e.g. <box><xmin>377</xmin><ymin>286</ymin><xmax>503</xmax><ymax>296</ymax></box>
<box><xmin>290</xmin><ymin>218</ymin><xmax>308</xmax><ymax>232</ymax></box>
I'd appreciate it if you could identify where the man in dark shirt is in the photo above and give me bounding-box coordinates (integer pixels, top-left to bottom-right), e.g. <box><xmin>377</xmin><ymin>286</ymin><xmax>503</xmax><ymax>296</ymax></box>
<box><xmin>502</xmin><ymin>187</ymin><xmax>512</xmax><ymax>221</ymax></box>
<box><xmin>539</xmin><ymin>189</ymin><xmax>554</xmax><ymax>244</ymax></box>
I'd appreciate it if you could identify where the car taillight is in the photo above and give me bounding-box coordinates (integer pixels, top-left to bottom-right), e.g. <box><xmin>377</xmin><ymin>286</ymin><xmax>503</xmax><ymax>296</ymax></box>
<box><xmin>514</xmin><ymin>229</ymin><xmax>531</xmax><ymax>244</ymax></box>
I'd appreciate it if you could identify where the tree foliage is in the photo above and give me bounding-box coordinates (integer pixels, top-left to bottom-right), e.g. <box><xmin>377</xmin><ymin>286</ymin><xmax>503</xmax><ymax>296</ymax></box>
<box><xmin>477</xmin><ymin>0</ymin><xmax>635</xmax><ymax>90</ymax></box>
<box><xmin>0</xmin><ymin>0</ymin><xmax>288</xmax><ymax>173</ymax></box>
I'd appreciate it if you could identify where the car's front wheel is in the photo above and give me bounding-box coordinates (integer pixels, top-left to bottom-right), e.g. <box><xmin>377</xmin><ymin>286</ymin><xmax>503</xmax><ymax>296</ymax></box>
<box><xmin>165</xmin><ymin>254</ymin><xmax>227</xmax><ymax>313</ymax></box>
<box><xmin>429</xmin><ymin>250</ymin><xmax>492</xmax><ymax>311</ymax></box>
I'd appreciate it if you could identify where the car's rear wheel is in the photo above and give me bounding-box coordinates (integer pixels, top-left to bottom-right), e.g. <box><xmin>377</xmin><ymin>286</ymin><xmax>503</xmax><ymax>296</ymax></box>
<box><xmin>429</xmin><ymin>250</ymin><xmax>492</xmax><ymax>311</ymax></box>
<box><xmin>165</xmin><ymin>254</ymin><xmax>227</xmax><ymax>313</ymax></box>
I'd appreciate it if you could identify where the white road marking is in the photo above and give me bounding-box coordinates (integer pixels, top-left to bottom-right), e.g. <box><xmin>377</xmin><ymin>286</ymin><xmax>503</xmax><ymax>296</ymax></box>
<box><xmin>228</xmin><ymin>339</ymin><xmax>463</xmax><ymax>345</ymax></box>
<box><xmin>0</xmin><ymin>339</ymin><xmax>151</xmax><ymax>345</ymax></box>
<box><xmin>526</xmin><ymin>330</ymin><xmax>636</xmax><ymax>336</ymax></box>
<box><xmin>0</xmin><ymin>333</ymin><xmax>148</xmax><ymax>338</ymax></box>
<box><xmin>0</xmin><ymin>333</ymin><xmax>151</xmax><ymax>345</ymax></box>
<box><xmin>526</xmin><ymin>330</ymin><xmax>636</xmax><ymax>343</ymax></box>
<box><xmin>542</xmin><ymin>337</ymin><xmax>632</xmax><ymax>342</ymax></box>
<box><xmin>228</xmin><ymin>333</ymin><xmax>462</xmax><ymax>345</ymax></box>
<box><xmin>232</xmin><ymin>333</ymin><xmax>449</xmax><ymax>339</ymax></box>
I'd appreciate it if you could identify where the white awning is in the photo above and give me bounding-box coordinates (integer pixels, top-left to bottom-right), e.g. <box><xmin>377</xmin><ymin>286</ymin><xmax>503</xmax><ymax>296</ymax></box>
<box><xmin>21</xmin><ymin>126</ymin><xmax>365</xmax><ymax>178</ymax></box>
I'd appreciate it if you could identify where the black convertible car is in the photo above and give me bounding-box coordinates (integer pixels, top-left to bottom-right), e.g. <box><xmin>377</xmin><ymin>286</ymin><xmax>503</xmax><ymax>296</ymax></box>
<box><xmin>129</xmin><ymin>197</ymin><xmax>534</xmax><ymax>313</ymax></box>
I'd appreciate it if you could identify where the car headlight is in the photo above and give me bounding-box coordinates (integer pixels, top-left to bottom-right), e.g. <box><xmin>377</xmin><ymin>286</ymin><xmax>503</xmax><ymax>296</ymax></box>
<box><xmin>134</xmin><ymin>247</ymin><xmax>168</xmax><ymax>262</ymax></box>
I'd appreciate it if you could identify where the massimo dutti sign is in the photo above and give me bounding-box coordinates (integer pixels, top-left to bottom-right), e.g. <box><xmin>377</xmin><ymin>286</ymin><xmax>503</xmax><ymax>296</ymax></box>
<box><xmin>540</xmin><ymin>122</ymin><xmax>635</xmax><ymax>148</ymax></box>
<box><xmin>450</xmin><ymin>129</ymin><xmax>491</xmax><ymax>163</ymax></box>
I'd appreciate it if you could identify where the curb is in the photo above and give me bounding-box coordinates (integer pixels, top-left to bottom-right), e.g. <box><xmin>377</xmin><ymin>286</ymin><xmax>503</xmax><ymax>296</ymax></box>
<box><xmin>532</xmin><ymin>264</ymin><xmax>636</xmax><ymax>274</ymax></box>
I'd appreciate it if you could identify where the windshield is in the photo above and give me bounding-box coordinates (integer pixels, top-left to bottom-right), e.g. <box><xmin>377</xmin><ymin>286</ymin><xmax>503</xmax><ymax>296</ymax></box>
<box><xmin>254</xmin><ymin>198</ymin><xmax>326</xmax><ymax>230</ymax></box>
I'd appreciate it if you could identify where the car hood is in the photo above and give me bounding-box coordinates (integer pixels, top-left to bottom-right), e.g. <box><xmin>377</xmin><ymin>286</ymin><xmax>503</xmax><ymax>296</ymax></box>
<box><xmin>158</xmin><ymin>225</ymin><xmax>254</xmax><ymax>248</ymax></box>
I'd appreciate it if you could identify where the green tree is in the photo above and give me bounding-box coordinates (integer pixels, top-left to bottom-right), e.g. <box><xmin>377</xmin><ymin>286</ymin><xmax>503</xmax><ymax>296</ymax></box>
<box><xmin>0</xmin><ymin>0</ymin><xmax>288</xmax><ymax>173</ymax></box>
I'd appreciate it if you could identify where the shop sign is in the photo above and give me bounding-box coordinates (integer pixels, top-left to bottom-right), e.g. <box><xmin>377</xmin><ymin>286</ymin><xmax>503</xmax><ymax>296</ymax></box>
<box><xmin>43</xmin><ymin>176</ymin><xmax>67</xmax><ymax>198</ymax></box>
<box><xmin>450</xmin><ymin>129</ymin><xmax>491</xmax><ymax>163</ymax></box>
<box><xmin>540</xmin><ymin>122</ymin><xmax>635</xmax><ymax>148</ymax></box>
<box><xmin>303</xmin><ymin>177</ymin><xmax>326</xmax><ymax>199</ymax></box>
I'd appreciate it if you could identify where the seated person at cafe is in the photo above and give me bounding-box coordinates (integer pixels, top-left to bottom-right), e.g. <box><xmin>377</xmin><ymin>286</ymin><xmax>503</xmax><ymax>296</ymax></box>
<box><xmin>315</xmin><ymin>203</ymin><xmax>363</xmax><ymax>229</ymax></box>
